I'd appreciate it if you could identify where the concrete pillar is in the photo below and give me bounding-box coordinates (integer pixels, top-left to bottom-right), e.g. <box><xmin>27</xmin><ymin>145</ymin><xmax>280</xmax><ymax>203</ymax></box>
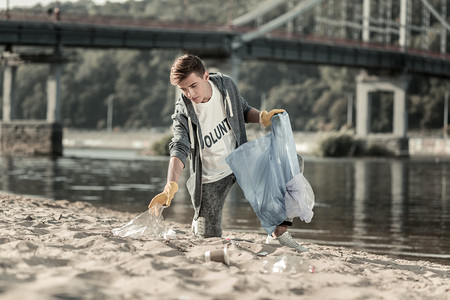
<box><xmin>356</xmin><ymin>71</ymin><xmax>409</xmax><ymax>138</ymax></box>
<box><xmin>399</xmin><ymin>0</ymin><xmax>408</xmax><ymax>51</ymax></box>
<box><xmin>393</xmin><ymin>75</ymin><xmax>408</xmax><ymax>137</ymax></box>
<box><xmin>2</xmin><ymin>65</ymin><xmax>17</xmax><ymax>122</ymax></box>
<box><xmin>362</xmin><ymin>0</ymin><xmax>371</xmax><ymax>43</ymax></box>
<box><xmin>46</xmin><ymin>63</ymin><xmax>62</xmax><ymax>123</ymax></box>
<box><xmin>356</xmin><ymin>73</ymin><xmax>371</xmax><ymax>136</ymax></box>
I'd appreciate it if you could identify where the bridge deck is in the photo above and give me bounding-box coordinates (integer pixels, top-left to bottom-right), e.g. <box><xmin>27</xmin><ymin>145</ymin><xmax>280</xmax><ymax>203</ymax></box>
<box><xmin>0</xmin><ymin>19</ymin><xmax>449</xmax><ymax>78</ymax></box>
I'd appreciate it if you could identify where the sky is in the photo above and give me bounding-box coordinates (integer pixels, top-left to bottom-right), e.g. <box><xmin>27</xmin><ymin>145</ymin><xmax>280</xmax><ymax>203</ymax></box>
<box><xmin>0</xmin><ymin>0</ymin><xmax>125</xmax><ymax>10</ymax></box>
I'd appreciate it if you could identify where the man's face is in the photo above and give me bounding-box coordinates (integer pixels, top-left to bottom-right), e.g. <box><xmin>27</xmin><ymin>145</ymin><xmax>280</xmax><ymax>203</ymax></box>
<box><xmin>177</xmin><ymin>71</ymin><xmax>212</xmax><ymax>104</ymax></box>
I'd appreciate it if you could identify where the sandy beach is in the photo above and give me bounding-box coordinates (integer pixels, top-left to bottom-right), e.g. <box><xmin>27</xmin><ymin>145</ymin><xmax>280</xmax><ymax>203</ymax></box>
<box><xmin>0</xmin><ymin>192</ymin><xmax>449</xmax><ymax>300</ymax></box>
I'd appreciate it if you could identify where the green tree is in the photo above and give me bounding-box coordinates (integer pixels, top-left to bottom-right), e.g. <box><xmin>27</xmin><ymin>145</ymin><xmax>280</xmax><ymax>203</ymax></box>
<box><xmin>5</xmin><ymin>0</ymin><xmax>450</xmax><ymax>134</ymax></box>
<box><xmin>61</xmin><ymin>49</ymin><xmax>118</xmax><ymax>128</ymax></box>
<box><xmin>16</xmin><ymin>65</ymin><xmax>48</xmax><ymax>120</ymax></box>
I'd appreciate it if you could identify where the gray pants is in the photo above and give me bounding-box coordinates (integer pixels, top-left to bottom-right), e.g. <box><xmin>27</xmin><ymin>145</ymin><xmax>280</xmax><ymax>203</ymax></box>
<box><xmin>195</xmin><ymin>173</ymin><xmax>236</xmax><ymax>238</ymax></box>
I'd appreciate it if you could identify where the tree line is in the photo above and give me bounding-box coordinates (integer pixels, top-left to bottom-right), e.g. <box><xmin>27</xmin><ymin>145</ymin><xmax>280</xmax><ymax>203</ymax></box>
<box><xmin>1</xmin><ymin>0</ymin><xmax>449</xmax><ymax>133</ymax></box>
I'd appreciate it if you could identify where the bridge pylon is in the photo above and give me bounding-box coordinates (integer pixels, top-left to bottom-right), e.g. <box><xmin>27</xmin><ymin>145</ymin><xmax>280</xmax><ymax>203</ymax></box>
<box><xmin>355</xmin><ymin>70</ymin><xmax>410</xmax><ymax>157</ymax></box>
<box><xmin>0</xmin><ymin>46</ymin><xmax>67</xmax><ymax>156</ymax></box>
<box><xmin>2</xmin><ymin>64</ymin><xmax>17</xmax><ymax>122</ymax></box>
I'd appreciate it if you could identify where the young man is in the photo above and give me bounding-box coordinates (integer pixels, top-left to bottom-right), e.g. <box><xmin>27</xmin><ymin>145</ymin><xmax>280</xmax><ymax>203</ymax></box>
<box><xmin>149</xmin><ymin>54</ymin><xmax>307</xmax><ymax>252</ymax></box>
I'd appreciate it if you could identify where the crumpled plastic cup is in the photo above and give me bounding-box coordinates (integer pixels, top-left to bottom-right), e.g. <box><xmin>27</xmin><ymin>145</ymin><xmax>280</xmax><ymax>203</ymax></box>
<box><xmin>204</xmin><ymin>247</ymin><xmax>230</xmax><ymax>265</ymax></box>
<box><xmin>112</xmin><ymin>205</ymin><xmax>168</xmax><ymax>239</ymax></box>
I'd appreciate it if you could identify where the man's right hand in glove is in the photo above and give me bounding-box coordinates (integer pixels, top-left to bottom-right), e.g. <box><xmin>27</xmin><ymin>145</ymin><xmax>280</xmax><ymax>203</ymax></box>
<box><xmin>259</xmin><ymin>109</ymin><xmax>285</xmax><ymax>127</ymax></box>
<box><xmin>148</xmin><ymin>181</ymin><xmax>178</xmax><ymax>215</ymax></box>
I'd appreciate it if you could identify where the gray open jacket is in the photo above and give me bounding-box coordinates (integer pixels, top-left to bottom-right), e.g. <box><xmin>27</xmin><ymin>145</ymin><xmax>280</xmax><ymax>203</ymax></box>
<box><xmin>169</xmin><ymin>73</ymin><xmax>254</xmax><ymax>220</ymax></box>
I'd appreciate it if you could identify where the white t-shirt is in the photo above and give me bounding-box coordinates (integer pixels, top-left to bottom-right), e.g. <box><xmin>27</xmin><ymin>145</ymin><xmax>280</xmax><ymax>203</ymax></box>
<box><xmin>193</xmin><ymin>81</ymin><xmax>236</xmax><ymax>183</ymax></box>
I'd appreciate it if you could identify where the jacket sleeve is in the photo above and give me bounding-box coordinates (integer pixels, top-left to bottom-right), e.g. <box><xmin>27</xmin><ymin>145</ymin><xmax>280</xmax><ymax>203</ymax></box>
<box><xmin>169</xmin><ymin>102</ymin><xmax>191</xmax><ymax>168</ymax></box>
<box><xmin>240</xmin><ymin>94</ymin><xmax>252</xmax><ymax>122</ymax></box>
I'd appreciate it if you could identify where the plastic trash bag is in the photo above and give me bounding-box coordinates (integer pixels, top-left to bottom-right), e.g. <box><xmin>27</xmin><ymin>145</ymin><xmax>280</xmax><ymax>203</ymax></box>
<box><xmin>285</xmin><ymin>173</ymin><xmax>315</xmax><ymax>222</ymax></box>
<box><xmin>225</xmin><ymin>112</ymin><xmax>314</xmax><ymax>234</ymax></box>
<box><xmin>112</xmin><ymin>205</ymin><xmax>169</xmax><ymax>239</ymax></box>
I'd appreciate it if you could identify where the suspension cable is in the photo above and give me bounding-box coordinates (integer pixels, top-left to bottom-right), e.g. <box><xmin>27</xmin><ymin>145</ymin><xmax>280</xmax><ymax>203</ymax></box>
<box><xmin>230</xmin><ymin>0</ymin><xmax>288</xmax><ymax>27</ymax></box>
<box><xmin>234</xmin><ymin>0</ymin><xmax>325</xmax><ymax>48</ymax></box>
<box><xmin>420</xmin><ymin>0</ymin><xmax>450</xmax><ymax>32</ymax></box>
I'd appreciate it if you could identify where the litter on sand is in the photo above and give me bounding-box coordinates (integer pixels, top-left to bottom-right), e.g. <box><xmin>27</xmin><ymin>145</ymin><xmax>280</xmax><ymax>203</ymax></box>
<box><xmin>112</xmin><ymin>205</ymin><xmax>175</xmax><ymax>239</ymax></box>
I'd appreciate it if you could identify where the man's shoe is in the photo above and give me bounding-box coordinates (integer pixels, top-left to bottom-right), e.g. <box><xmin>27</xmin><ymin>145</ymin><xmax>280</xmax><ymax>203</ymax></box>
<box><xmin>265</xmin><ymin>234</ymin><xmax>277</xmax><ymax>244</ymax></box>
<box><xmin>276</xmin><ymin>232</ymin><xmax>309</xmax><ymax>252</ymax></box>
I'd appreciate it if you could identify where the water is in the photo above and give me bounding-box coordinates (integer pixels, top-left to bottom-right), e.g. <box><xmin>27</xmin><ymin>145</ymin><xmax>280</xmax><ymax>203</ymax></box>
<box><xmin>1</xmin><ymin>148</ymin><xmax>449</xmax><ymax>264</ymax></box>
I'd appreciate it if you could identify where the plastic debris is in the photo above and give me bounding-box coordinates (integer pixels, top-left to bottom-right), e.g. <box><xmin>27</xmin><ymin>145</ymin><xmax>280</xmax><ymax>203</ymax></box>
<box><xmin>262</xmin><ymin>254</ymin><xmax>315</xmax><ymax>274</ymax></box>
<box><xmin>163</xmin><ymin>228</ymin><xmax>177</xmax><ymax>240</ymax></box>
<box><xmin>112</xmin><ymin>205</ymin><xmax>171</xmax><ymax>239</ymax></box>
<box><xmin>205</xmin><ymin>247</ymin><xmax>230</xmax><ymax>265</ymax></box>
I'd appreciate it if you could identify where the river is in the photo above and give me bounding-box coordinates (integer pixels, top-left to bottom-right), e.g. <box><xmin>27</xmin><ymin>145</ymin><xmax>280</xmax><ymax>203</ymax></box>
<box><xmin>1</xmin><ymin>148</ymin><xmax>449</xmax><ymax>264</ymax></box>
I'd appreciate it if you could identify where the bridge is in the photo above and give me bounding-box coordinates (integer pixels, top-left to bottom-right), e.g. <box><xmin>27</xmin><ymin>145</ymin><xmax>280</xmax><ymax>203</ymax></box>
<box><xmin>0</xmin><ymin>0</ymin><xmax>449</xmax><ymax>156</ymax></box>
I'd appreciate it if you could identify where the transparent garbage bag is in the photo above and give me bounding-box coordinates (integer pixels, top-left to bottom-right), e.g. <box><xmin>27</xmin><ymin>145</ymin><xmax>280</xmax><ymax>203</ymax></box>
<box><xmin>112</xmin><ymin>205</ymin><xmax>172</xmax><ymax>239</ymax></box>
<box><xmin>225</xmin><ymin>112</ymin><xmax>314</xmax><ymax>234</ymax></box>
<box><xmin>285</xmin><ymin>173</ymin><xmax>315</xmax><ymax>222</ymax></box>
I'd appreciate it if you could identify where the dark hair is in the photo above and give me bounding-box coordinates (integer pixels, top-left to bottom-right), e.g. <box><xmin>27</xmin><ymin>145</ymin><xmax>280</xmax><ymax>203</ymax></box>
<box><xmin>170</xmin><ymin>54</ymin><xmax>206</xmax><ymax>86</ymax></box>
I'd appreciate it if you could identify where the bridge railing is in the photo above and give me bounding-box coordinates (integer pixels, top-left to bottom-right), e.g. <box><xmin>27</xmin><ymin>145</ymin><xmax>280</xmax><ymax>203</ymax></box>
<box><xmin>0</xmin><ymin>10</ymin><xmax>229</xmax><ymax>31</ymax></box>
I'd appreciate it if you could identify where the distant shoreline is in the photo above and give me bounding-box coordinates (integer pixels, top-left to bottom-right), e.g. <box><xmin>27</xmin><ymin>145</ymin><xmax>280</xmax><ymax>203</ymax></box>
<box><xmin>63</xmin><ymin>128</ymin><xmax>450</xmax><ymax>157</ymax></box>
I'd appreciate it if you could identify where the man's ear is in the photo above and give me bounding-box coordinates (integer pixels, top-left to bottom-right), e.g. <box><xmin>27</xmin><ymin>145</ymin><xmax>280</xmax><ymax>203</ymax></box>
<box><xmin>203</xmin><ymin>71</ymin><xmax>209</xmax><ymax>81</ymax></box>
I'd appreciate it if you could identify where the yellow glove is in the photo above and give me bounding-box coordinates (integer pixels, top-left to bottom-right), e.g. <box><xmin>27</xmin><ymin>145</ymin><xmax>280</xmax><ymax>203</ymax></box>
<box><xmin>259</xmin><ymin>109</ymin><xmax>285</xmax><ymax>127</ymax></box>
<box><xmin>148</xmin><ymin>181</ymin><xmax>178</xmax><ymax>214</ymax></box>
